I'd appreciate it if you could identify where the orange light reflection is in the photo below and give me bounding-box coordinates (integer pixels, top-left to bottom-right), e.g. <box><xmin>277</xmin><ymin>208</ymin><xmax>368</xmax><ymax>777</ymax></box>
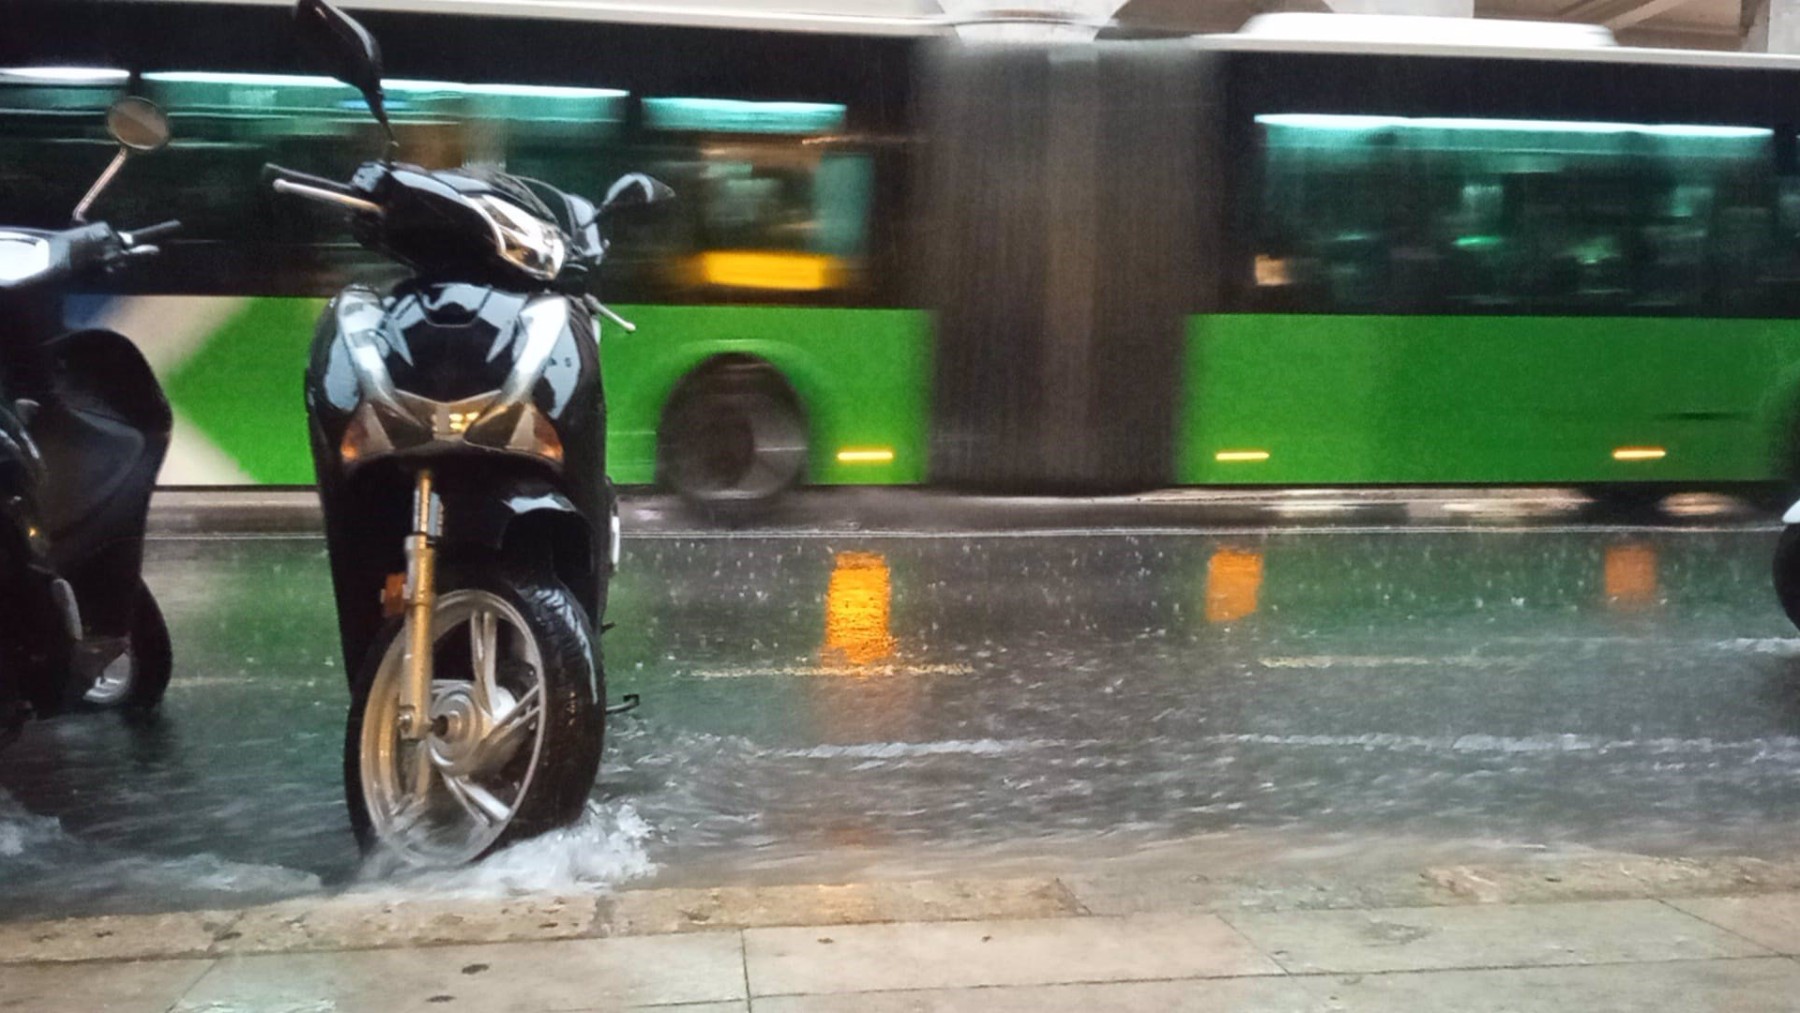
<box><xmin>822</xmin><ymin>551</ymin><xmax>896</xmax><ymax>668</ymax></box>
<box><xmin>1206</xmin><ymin>547</ymin><xmax>1264</xmax><ymax>623</ymax></box>
<box><xmin>1604</xmin><ymin>543</ymin><xmax>1658</xmax><ymax>610</ymax></box>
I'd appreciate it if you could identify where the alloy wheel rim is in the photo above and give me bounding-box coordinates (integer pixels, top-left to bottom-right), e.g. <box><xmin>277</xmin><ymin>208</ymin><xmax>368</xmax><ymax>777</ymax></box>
<box><xmin>82</xmin><ymin>651</ymin><xmax>135</xmax><ymax>706</ymax></box>
<box><xmin>361</xmin><ymin>589</ymin><xmax>548</xmax><ymax>865</ymax></box>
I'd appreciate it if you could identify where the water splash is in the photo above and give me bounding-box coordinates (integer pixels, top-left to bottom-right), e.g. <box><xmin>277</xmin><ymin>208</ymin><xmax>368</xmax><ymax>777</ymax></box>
<box><xmin>0</xmin><ymin>788</ymin><xmax>323</xmax><ymax>918</ymax></box>
<box><xmin>361</xmin><ymin>801</ymin><xmax>656</xmax><ymax>897</ymax></box>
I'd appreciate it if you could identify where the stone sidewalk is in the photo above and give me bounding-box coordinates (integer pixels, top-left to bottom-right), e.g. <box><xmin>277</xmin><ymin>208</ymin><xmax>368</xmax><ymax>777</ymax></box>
<box><xmin>7</xmin><ymin>855</ymin><xmax>1800</xmax><ymax>1012</ymax></box>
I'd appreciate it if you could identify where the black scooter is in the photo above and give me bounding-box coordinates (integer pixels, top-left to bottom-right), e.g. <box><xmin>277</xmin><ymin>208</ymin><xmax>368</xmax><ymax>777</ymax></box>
<box><xmin>268</xmin><ymin>0</ymin><xmax>671</xmax><ymax>864</ymax></box>
<box><xmin>0</xmin><ymin>97</ymin><xmax>181</xmax><ymax>748</ymax></box>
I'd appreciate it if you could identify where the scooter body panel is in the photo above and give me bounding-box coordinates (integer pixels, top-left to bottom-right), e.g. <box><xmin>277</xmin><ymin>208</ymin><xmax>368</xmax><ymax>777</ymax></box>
<box><xmin>35</xmin><ymin>329</ymin><xmax>170</xmax><ymax>641</ymax></box>
<box><xmin>0</xmin><ymin>326</ymin><xmax>168</xmax><ymax>719</ymax></box>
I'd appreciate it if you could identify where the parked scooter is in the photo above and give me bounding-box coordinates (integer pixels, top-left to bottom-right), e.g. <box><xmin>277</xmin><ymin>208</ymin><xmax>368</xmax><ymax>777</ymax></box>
<box><xmin>0</xmin><ymin>97</ymin><xmax>180</xmax><ymax>749</ymax></box>
<box><xmin>267</xmin><ymin>0</ymin><xmax>670</xmax><ymax>863</ymax></box>
<box><xmin>1774</xmin><ymin>509</ymin><xmax>1800</xmax><ymax>629</ymax></box>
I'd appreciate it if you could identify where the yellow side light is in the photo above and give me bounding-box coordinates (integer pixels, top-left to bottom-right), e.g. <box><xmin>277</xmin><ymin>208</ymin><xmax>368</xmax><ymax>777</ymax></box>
<box><xmin>1215</xmin><ymin>449</ymin><xmax>1271</xmax><ymax>463</ymax></box>
<box><xmin>696</xmin><ymin>251</ymin><xmax>842</xmax><ymax>291</ymax></box>
<box><xmin>837</xmin><ymin>447</ymin><xmax>895</xmax><ymax>465</ymax></box>
<box><xmin>1612</xmin><ymin>446</ymin><xmax>1667</xmax><ymax>462</ymax></box>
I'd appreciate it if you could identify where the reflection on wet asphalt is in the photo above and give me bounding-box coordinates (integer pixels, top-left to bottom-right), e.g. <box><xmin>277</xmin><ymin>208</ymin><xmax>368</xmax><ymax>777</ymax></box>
<box><xmin>4</xmin><ymin>524</ymin><xmax>1800</xmax><ymax>917</ymax></box>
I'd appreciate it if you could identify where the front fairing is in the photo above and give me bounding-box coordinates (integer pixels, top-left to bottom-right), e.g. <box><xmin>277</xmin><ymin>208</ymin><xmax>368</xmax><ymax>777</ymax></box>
<box><xmin>305</xmin><ymin>280</ymin><xmax>601</xmax><ymax>477</ymax></box>
<box><xmin>0</xmin><ymin>224</ymin><xmax>119</xmax><ymax>293</ymax></box>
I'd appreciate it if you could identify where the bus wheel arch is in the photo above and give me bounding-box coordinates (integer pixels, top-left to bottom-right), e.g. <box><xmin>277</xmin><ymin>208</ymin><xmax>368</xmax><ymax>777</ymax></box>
<box><xmin>656</xmin><ymin>354</ymin><xmax>810</xmax><ymax>513</ymax></box>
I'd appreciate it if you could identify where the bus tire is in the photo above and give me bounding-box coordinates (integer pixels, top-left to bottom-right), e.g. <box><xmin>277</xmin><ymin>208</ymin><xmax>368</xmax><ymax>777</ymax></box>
<box><xmin>658</xmin><ymin>361</ymin><xmax>806</xmax><ymax>517</ymax></box>
<box><xmin>1774</xmin><ymin>527</ymin><xmax>1800</xmax><ymax>631</ymax></box>
<box><xmin>1583</xmin><ymin>484</ymin><xmax>1667</xmax><ymax>517</ymax></box>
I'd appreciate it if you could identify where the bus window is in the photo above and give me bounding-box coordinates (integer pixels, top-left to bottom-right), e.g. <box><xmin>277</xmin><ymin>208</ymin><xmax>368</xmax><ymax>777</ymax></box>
<box><xmin>0</xmin><ymin>71</ymin><xmax>631</xmax><ymax>294</ymax></box>
<box><xmin>1246</xmin><ymin>113</ymin><xmax>1784</xmax><ymax>318</ymax></box>
<box><xmin>639</xmin><ymin>98</ymin><xmax>873</xmax><ymax>298</ymax></box>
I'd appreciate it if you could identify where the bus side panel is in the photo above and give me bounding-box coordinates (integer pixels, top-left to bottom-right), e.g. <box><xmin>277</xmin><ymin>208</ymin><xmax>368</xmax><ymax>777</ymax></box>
<box><xmin>159</xmin><ymin>296</ymin><xmax>324</xmax><ymax>485</ymax></box>
<box><xmin>1178</xmin><ymin>313</ymin><xmax>1800</xmax><ymax>485</ymax></box>
<box><xmin>601</xmin><ymin>305</ymin><xmax>932</xmax><ymax>487</ymax></box>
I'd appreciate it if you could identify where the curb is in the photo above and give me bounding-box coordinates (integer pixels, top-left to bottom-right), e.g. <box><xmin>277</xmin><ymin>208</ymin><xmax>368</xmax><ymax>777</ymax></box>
<box><xmin>147</xmin><ymin>487</ymin><xmax>1778</xmax><ymax>538</ymax></box>
<box><xmin>7</xmin><ymin>853</ymin><xmax>1799</xmax><ymax>966</ymax></box>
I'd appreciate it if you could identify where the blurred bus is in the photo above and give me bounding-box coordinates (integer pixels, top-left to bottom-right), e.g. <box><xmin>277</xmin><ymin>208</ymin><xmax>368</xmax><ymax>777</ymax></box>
<box><xmin>2</xmin><ymin>0</ymin><xmax>929</xmax><ymax>501</ymax></box>
<box><xmin>9</xmin><ymin>5</ymin><xmax>1800</xmax><ymax>505</ymax></box>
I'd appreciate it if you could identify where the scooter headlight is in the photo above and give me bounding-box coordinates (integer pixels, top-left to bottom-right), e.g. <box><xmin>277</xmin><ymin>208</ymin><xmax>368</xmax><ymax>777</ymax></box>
<box><xmin>471</xmin><ymin>194</ymin><xmax>566</xmax><ymax>281</ymax></box>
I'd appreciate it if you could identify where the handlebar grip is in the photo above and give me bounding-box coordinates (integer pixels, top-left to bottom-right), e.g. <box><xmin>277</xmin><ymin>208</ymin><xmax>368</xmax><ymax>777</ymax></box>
<box><xmin>262</xmin><ymin>163</ymin><xmax>357</xmax><ymax>197</ymax></box>
<box><xmin>127</xmin><ymin>220</ymin><xmax>182</xmax><ymax>244</ymax></box>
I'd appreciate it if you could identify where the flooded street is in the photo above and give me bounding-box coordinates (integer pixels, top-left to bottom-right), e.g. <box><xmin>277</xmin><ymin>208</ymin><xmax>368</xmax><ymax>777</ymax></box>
<box><xmin>5</xmin><ymin>515</ymin><xmax>1800</xmax><ymax>919</ymax></box>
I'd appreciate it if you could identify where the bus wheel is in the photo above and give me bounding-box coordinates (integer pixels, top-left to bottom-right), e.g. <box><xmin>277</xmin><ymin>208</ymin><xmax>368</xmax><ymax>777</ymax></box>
<box><xmin>659</xmin><ymin>362</ymin><xmax>806</xmax><ymax>516</ymax></box>
<box><xmin>1582</xmin><ymin>485</ymin><xmax>1667</xmax><ymax>518</ymax></box>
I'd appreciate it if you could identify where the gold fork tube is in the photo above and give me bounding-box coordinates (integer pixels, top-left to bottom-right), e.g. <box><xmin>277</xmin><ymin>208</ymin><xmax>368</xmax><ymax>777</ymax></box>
<box><xmin>399</xmin><ymin>469</ymin><xmax>439</xmax><ymax>744</ymax></box>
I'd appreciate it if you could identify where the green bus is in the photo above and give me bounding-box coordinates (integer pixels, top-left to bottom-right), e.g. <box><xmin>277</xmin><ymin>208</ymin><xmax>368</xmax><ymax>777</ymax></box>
<box><xmin>10</xmin><ymin>4</ymin><xmax>1800</xmax><ymax>503</ymax></box>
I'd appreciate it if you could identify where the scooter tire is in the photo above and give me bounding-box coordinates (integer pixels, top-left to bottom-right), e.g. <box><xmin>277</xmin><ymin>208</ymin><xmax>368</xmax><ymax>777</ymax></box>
<box><xmin>343</xmin><ymin>562</ymin><xmax>604</xmax><ymax>863</ymax></box>
<box><xmin>122</xmin><ymin>582</ymin><xmax>173</xmax><ymax>711</ymax></box>
<box><xmin>1775</xmin><ymin>527</ymin><xmax>1800</xmax><ymax>631</ymax></box>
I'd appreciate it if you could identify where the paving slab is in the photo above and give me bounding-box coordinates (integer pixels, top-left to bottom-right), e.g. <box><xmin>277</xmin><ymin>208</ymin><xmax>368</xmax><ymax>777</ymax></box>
<box><xmin>1425</xmin><ymin>856</ymin><xmax>1800</xmax><ymax>905</ymax></box>
<box><xmin>743</xmin><ymin>912</ymin><xmax>1283</xmax><ymax>997</ymax></box>
<box><xmin>1296</xmin><ymin>957</ymin><xmax>1800</xmax><ymax>1011</ymax></box>
<box><xmin>1668</xmin><ymin>893</ymin><xmax>1800</xmax><ymax>956</ymax></box>
<box><xmin>605</xmin><ymin>878</ymin><xmax>1078</xmax><ymax>935</ymax></box>
<box><xmin>0</xmin><ymin>958</ymin><xmax>214</xmax><ymax>1013</ymax></box>
<box><xmin>216</xmin><ymin>893</ymin><xmax>599</xmax><ymax>955</ymax></box>
<box><xmin>754</xmin><ymin>977</ymin><xmax>1328</xmax><ymax>1012</ymax></box>
<box><xmin>1063</xmin><ymin>868</ymin><xmax>1443</xmax><ymax>916</ymax></box>
<box><xmin>0</xmin><ymin>910</ymin><xmax>233</xmax><ymax>964</ymax></box>
<box><xmin>169</xmin><ymin>932</ymin><xmax>747</xmax><ymax>1013</ymax></box>
<box><xmin>1224</xmin><ymin>899</ymin><xmax>1772</xmax><ymax>974</ymax></box>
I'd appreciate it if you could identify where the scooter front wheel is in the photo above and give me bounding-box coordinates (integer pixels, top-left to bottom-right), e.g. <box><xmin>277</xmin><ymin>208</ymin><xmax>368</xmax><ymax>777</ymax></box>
<box><xmin>1775</xmin><ymin>527</ymin><xmax>1800</xmax><ymax>631</ymax></box>
<box><xmin>344</xmin><ymin>568</ymin><xmax>603</xmax><ymax>865</ymax></box>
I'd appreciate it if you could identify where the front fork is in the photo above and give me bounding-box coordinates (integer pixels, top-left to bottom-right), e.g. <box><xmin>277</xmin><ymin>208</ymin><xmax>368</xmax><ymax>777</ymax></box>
<box><xmin>399</xmin><ymin>470</ymin><xmax>442</xmax><ymax>765</ymax></box>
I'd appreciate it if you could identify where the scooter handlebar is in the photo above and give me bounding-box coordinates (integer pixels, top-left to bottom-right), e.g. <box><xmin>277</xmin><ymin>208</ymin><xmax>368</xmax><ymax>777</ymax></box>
<box><xmin>263</xmin><ymin>163</ymin><xmax>382</xmax><ymax>214</ymax></box>
<box><xmin>123</xmin><ymin>220</ymin><xmax>181</xmax><ymax>246</ymax></box>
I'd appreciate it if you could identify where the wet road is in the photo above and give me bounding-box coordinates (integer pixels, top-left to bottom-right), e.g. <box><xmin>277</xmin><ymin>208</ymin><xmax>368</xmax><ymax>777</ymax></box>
<box><xmin>5</xmin><ymin>518</ymin><xmax>1800</xmax><ymax>918</ymax></box>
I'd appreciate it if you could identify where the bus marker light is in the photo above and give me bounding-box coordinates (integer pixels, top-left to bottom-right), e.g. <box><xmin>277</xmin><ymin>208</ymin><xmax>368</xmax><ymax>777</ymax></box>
<box><xmin>697</xmin><ymin>251</ymin><xmax>841</xmax><ymax>291</ymax></box>
<box><xmin>838</xmin><ymin>447</ymin><xmax>894</xmax><ymax>464</ymax></box>
<box><xmin>1612</xmin><ymin>446</ymin><xmax>1666</xmax><ymax>461</ymax></box>
<box><xmin>1216</xmin><ymin>450</ymin><xmax>1271</xmax><ymax>463</ymax></box>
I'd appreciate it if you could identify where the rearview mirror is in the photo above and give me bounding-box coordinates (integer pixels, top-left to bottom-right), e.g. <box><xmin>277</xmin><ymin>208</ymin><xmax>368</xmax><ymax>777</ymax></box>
<box><xmin>600</xmin><ymin>173</ymin><xmax>675</xmax><ymax>215</ymax></box>
<box><xmin>73</xmin><ymin>97</ymin><xmax>172</xmax><ymax>222</ymax></box>
<box><xmin>106</xmin><ymin>97</ymin><xmax>169</xmax><ymax>153</ymax></box>
<box><xmin>294</xmin><ymin>0</ymin><xmax>391</xmax><ymax>141</ymax></box>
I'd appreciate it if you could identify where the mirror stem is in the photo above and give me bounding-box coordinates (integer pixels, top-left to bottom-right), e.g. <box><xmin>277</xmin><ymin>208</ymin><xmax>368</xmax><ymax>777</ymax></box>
<box><xmin>72</xmin><ymin>148</ymin><xmax>130</xmax><ymax>223</ymax></box>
